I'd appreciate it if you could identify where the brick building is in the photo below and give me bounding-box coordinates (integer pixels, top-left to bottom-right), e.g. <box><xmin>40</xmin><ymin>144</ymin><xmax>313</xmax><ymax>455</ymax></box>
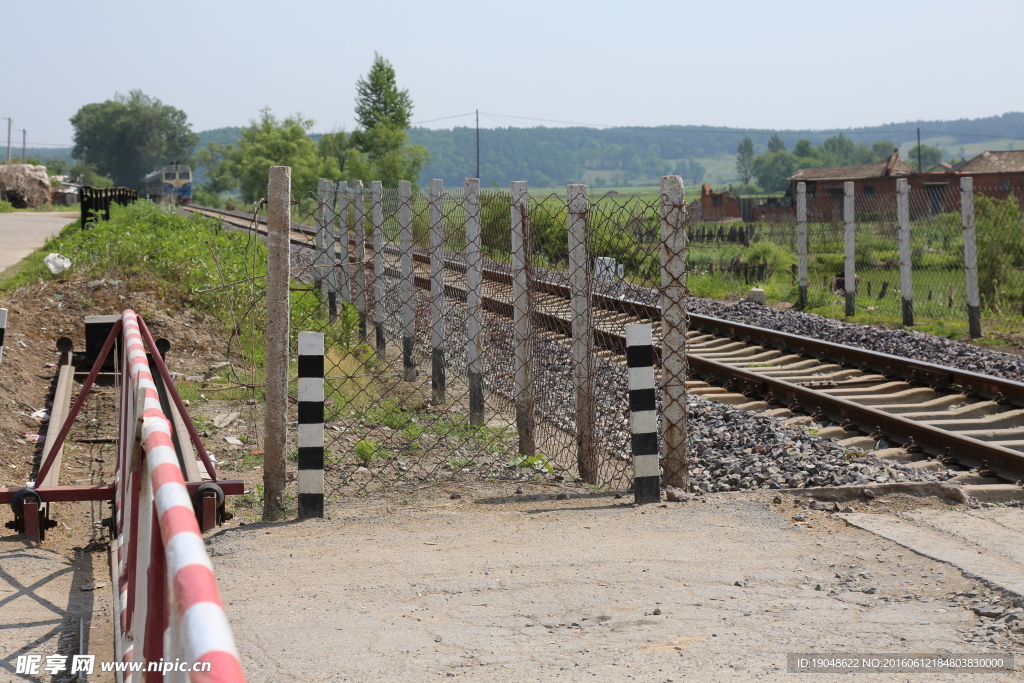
<box><xmin>697</xmin><ymin>183</ymin><xmax>742</xmax><ymax>221</ymax></box>
<box><xmin>788</xmin><ymin>150</ymin><xmax>914</xmax><ymax>218</ymax></box>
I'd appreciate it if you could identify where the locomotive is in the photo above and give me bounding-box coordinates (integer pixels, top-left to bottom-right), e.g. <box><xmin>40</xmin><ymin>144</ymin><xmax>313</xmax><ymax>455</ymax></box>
<box><xmin>144</xmin><ymin>161</ymin><xmax>193</xmax><ymax>204</ymax></box>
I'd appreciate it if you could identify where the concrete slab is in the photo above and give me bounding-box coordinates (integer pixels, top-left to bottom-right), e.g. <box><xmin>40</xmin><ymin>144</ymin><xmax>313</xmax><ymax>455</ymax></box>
<box><xmin>0</xmin><ymin>543</ymin><xmax>113</xmax><ymax>681</ymax></box>
<box><xmin>837</xmin><ymin>512</ymin><xmax>1024</xmax><ymax>598</ymax></box>
<box><xmin>209</xmin><ymin>494</ymin><xmax>992</xmax><ymax>682</ymax></box>
<box><xmin>0</xmin><ymin>212</ymin><xmax>77</xmax><ymax>274</ymax></box>
<box><xmin>903</xmin><ymin>508</ymin><xmax>1024</xmax><ymax>566</ymax></box>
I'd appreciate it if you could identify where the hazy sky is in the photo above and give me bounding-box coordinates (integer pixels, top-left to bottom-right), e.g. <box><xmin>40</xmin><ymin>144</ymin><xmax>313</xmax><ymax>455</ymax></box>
<box><xmin>7</xmin><ymin>0</ymin><xmax>1024</xmax><ymax>147</ymax></box>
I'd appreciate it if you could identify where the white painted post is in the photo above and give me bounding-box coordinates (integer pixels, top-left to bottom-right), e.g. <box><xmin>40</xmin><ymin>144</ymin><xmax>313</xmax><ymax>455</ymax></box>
<box><xmin>428</xmin><ymin>179</ymin><xmax>446</xmax><ymax>405</ymax></box>
<box><xmin>370</xmin><ymin>180</ymin><xmax>386</xmax><ymax>355</ymax></box>
<box><xmin>510</xmin><ymin>180</ymin><xmax>535</xmax><ymax>457</ymax></box>
<box><xmin>353</xmin><ymin>180</ymin><xmax>367</xmax><ymax>340</ymax></box>
<box><xmin>627</xmin><ymin>323</ymin><xmax>660</xmax><ymax>504</ymax></box>
<box><xmin>297</xmin><ymin>332</ymin><xmax>324</xmax><ymax>519</ymax></box>
<box><xmin>962</xmin><ymin>176</ymin><xmax>982</xmax><ymax>338</ymax></box>
<box><xmin>659</xmin><ymin>175</ymin><xmax>688</xmax><ymax>489</ymax></box>
<box><xmin>843</xmin><ymin>181</ymin><xmax>856</xmax><ymax>317</ymax></box>
<box><xmin>264</xmin><ymin>166</ymin><xmax>291</xmax><ymax>517</ymax></box>
<box><xmin>399</xmin><ymin>180</ymin><xmax>416</xmax><ymax>381</ymax></box>
<box><xmin>465</xmin><ymin>178</ymin><xmax>485</xmax><ymax>425</ymax></box>
<box><xmin>897</xmin><ymin>178</ymin><xmax>913</xmax><ymax>326</ymax></box>
<box><xmin>796</xmin><ymin>182</ymin><xmax>808</xmax><ymax>309</ymax></box>
<box><xmin>567</xmin><ymin>183</ymin><xmax>596</xmax><ymax>484</ymax></box>
<box><xmin>336</xmin><ymin>181</ymin><xmax>351</xmax><ymax>306</ymax></box>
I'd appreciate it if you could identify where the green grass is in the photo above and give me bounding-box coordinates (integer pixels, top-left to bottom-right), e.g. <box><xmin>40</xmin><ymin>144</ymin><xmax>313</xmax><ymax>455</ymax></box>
<box><xmin>354</xmin><ymin>438</ymin><xmax>386</xmax><ymax>466</ymax></box>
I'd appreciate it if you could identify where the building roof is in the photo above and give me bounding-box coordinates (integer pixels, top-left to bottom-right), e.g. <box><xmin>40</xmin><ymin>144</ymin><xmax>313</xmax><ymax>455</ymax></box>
<box><xmin>790</xmin><ymin>150</ymin><xmax>914</xmax><ymax>182</ymax></box>
<box><xmin>957</xmin><ymin>150</ymin><xmax>1024</xmax><ymax>174</ymax></box>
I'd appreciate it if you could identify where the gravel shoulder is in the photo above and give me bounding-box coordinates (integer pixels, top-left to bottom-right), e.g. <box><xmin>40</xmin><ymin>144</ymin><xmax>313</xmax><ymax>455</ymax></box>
<box><xmin>209</xmin><ymin>485</ymin><xmax>1021</xmax><ymax>682</ymax></box>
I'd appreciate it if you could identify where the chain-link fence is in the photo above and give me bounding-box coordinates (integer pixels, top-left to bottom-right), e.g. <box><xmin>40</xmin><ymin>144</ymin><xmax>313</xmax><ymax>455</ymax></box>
<box><xmin>687</xmin><ymin>180</ymin><xmax>1024</xmax><ymax>334</ymax></box>
<box><xmin>236</xmin><ymin>175</ymin><xmax>695</xmax><ymax>497</ymax></box>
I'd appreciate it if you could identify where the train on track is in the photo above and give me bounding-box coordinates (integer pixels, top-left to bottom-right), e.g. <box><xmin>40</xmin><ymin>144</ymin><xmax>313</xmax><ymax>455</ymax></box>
<box><xmin>144</xmin><ymin>161</ymin><xmax>193</xmax><ymax>204</ymax></box>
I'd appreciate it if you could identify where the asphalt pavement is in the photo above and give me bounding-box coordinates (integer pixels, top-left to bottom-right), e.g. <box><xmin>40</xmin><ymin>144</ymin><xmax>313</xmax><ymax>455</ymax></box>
<box><xmin>0</xmin><ymin>212</ymin><xmax>77</xmax><ymax>274</ymax></box>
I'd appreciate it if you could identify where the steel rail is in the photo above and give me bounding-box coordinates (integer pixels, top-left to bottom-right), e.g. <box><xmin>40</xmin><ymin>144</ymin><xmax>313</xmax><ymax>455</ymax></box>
<box><xmin>190</xmin><ymin>204</ymin><xmax>1024</xmax><ymax>478</ymax></box>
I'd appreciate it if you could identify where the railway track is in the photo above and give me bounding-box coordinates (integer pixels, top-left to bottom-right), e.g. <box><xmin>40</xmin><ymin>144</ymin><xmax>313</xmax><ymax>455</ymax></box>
<box><xmin>185</xmin><ymin>204</ymin><xmax>1024</xmax><ymax>484</ymax></box>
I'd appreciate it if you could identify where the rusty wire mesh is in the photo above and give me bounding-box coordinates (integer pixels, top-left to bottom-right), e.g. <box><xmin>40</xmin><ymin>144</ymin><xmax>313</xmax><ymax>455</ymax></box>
<box><xmin>686</xmin><ymin>182</ymin><xmax>1024</xmax><ymax>329</ymax></box>
<box><xmin>282</xmin><ymin>175</ymin><xmax>700</xmax><ymax>494</ymax></box>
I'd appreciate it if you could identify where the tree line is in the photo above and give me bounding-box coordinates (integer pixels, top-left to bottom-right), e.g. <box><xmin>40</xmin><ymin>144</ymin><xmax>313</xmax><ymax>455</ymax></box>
<box><xmin>66</xmin><ymin>53</ymin><xmax>428</xmax><ymax>200</ymax></box>
<box><xmin>734</xmin><ymin>134</ymin><xmax>945</xmax><ymax>192</ymax></box>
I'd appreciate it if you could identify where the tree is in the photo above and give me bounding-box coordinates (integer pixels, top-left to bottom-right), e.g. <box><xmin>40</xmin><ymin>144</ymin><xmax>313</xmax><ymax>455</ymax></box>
<box><xmin>350</xmin><ymin>53</ymin><xmax>430</xmax><ymax>187</ymax></box>
<box><xmin>907</xmin><ymin>143</ymin><xmax>943</xmax><ymax>171</ymax></box>
<box><xmin>317</xmin><ymin>131</ymin><xmax>373</xmax><ymax>181</ymax></box>
<box><xmin>871</xmin><ymin>140</ymin><xmax>897</xmax><ymax>161</ymax></box>
<box><xmin>68</xmin><ymin>162</ymin><xmax>114</xmax><ymax>188</ymax></box>
<box><xmin>793</xmin><ymin>139</ymin><xmax>817</xmax><ymax>159</ymax></box>
<box><xmin>193</xmin><ymin>142</ymin><xmax>237</xmax><ymax>194</ymax></box>
<box><xmin>767</xmin><ymin>134</ymin><xmax>787</xmax><ymax>153</ymax></box>
<box><xmin>227</xmin><ymin>109</ymin><xmax>339</xmax><ymax>203</ymax></box>
<box><xmin>359</xmin><ymin>125</ymin><xmax>429</xmax><ymax>187</ymax></box>
<box><xmin>70</xmin><ymin>90</ymin><xmax>198</xmax><ymax>188</ymax></box>
<box><xmin>355</xmin><ymin>53</ymin><xmax>413</xmax><ymax>132</ymax></box>
<box><xmin>752</xmin><ymin>151</ymin><xmax>799</xmax><ymax>192</ymax></box>
<box><xmin>735</xmin><ymin>137</ymin><xmax>755</xmax><ymax>184</ymax></box>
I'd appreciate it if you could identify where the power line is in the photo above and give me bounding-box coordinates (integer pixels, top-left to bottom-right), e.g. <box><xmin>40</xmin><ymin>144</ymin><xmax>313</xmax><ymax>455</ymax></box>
<box><xmin>410</xmin><ymin>112</ymin><xmax>475</xmax><ymax>125</ymax></box>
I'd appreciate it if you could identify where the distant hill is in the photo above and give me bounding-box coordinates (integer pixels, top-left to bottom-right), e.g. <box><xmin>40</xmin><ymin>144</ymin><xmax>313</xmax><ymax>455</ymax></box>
<box><xmin>150</xmin><ymin>112</ymin><xmax>1024</xmax><ymax>190</ymax></box>
<box><xmin>408</xmin><ymin>113</ymin><xmax>1024</xmax><ymax>188</ymax></box>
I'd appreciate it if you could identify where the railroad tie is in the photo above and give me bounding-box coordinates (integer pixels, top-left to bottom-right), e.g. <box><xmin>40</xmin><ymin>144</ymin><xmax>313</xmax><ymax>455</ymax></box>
<box><xmin>627</xmin><ymin>323</ymin><xmax>661</xmax><ymax>504</ymax></box>
<box><xmin>297</xmin><ymin>332</ymin><xmax>325</xmax><ymax>518</ymax></box>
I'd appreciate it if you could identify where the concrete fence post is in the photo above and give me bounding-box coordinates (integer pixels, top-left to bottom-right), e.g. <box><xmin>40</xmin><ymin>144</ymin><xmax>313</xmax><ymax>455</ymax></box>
<box><xmin>316</xmin><ymin>178</ymin><xmax>339</xmax><ymax>321</ymax></box>
<box><xmin>370</xmin><ymin>180</ymin><xmax>386</xmax><ymax>355</ymax></box>
<box><xmin>843</xmin><ymin>181</ymin><xmax>856</xmax><ymax>317</ymax></box>
<box><xmin>897</xmin><ymin>178</ymin><xmax>914</xmax><ymax>326</ymax></box>
<box><xmin>297</xmin><ymin>332</ymin><xmax>324</xmax><ymax>519</ymax></box>
<box><xmin>399</xmin><ymin>180</ymin><xmax>416</xmax><ymax>381</ymax></box>
<box><xmin>510</xmin><ymin>180</ymin><xmax>535</xmax><ymax>458</ymax></box>
<box><xmin>0</xmin><ymin>307</ymin><xmax>7</xmax><ymax>365</ymax></box>
<box><xmin>314</xmin><ymin>178</ymin><xmax>329</xmax><ymax>309</ymax></box>
<box><xmin>627</xmin><ymin>323</ymin><xmax>660</xmax><ymax>504</ymax></box>
<box><xmin>567</xmin><ymin>183</ymin><xmax>597</xmax><ymax>484</ymax></box>
<box><xmin>264</xmin><ymin>166</ymin><xmax>291</xmax><ymax>518</ymax></box>
<box><xmin>428</xmin><ymin>179</ymin><xmax>446</xmax><ymax>405</ymax></box>
<box><xmin>324</xmin><ymin>181</ymin><xmax>339</xmax><ymax>322</ymax></box>
<box><xmin>337</xmin><ymin>181</ymin><xmax>352</xmax><ymax>306</ymax></box>
<box><xmin>796</xmin><ymin>182</ymin><xmax>808</xmax><ymax>309</ymax></box>
<box><xmin>353</xmin><ymin>180</ymin><xmax>368</xmax><ymax>340</ymax></box>
<box><xmin>659</xmin><ymin>175</ymin><xmax>688</xmax><ymax>489</ymax></box>
<box><xmin>464</xmin><ymin>178</ymin><xmax>485</xmax><ymax>425</ymax></box>
<box><xmin>962</xmin><ymin>176</ymin><xmax>982</xmax><ymax>338</ymax></box>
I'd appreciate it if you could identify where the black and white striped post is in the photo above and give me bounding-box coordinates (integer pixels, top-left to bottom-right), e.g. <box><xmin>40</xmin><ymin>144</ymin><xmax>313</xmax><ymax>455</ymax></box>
<box><xmin>626</xmin><ymin>323</ymin><xmax>660</xmax><ymax>504</ymax></box>
<box><xmin>0</xmin><ymin>307</ymin><xmax>6</xmax><ymax>365</ymax></box>
<box><xmin>297</xmin><ymin>331</ymin><xmax>325</xmax><ymax>518</ymax></box>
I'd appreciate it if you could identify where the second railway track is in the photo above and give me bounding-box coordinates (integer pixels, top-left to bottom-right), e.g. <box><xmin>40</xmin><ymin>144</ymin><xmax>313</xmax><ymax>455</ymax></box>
<box><xmin>185</xmin><ymin>204</ymin><xmax>1024</xmax><ymax>484</ymax></box>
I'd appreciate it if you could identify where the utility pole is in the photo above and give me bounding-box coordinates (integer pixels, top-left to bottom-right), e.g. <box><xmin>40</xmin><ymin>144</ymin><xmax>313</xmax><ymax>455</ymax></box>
<box><xmin>475</xmin><ymin>109</ymin><xmax>480</xmax><ymax>179</ymax></box>
<box><xmin>20</xmin><ymin>130</ymin><xmax>25</xmax><ymax>163</ymax></box>
<box><xmin>917</xmin><ymin>127</ymin><xmax>922</xmax><ymax>173</ymax></box>
<box><xmin>4</xmin><ymin>118</ymin><xmax>10</xmax><ymax>165</ymax></box>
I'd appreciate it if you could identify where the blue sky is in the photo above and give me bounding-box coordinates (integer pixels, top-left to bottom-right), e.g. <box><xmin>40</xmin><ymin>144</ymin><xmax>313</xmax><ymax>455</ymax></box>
<box><xmin>7</xmin><ymin>0</ymin><xmax>1024</xmax><ymax>146</ymax></box>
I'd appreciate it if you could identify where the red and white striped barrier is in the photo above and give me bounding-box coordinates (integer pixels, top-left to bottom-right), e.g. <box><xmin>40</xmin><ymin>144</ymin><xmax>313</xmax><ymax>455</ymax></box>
<box><xmin>114</xmin><ymin>310</ymin><xmax>246</xmax><ymax>682</ymax></box>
